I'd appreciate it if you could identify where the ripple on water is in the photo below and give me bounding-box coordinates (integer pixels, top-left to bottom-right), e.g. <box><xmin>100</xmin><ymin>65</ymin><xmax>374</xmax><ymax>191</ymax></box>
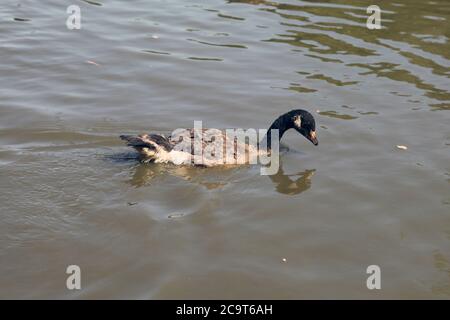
<box><xmin>317</xmin><ymin>110</ymin><xmax>358</xmax><ymax>120</ymax></box>
<box><xmin>82</xmin><ymin>0</ymin><xmax>103</xmax><ymax>6</ymax></box>
<box><xmin>13</xmin><ymin>17</ymin><xmax>31</xmax><ymax>22</ymax></box>
<box><xmin>187</xmin><ymin>56</ymin><xmax>223</xmax><ymax>61</ymax></box>
<box><xmin>430</xmin><ymin>103</ymin><xmax>450</xmax><ymax>111</ymax></box>
<box><xmin>187</xmin><ymin>38</ymin><xmax>247</xmax><ymax>49</ymax></box>
<box><xmin>285</xmin><ymin>83</ymin><xmax>317</xmax><ymax>93</ymax></box>
<box><xmin>306</xmin><ymin>73</ymin><xmax>358</xmax><ymax>86</ymax></box>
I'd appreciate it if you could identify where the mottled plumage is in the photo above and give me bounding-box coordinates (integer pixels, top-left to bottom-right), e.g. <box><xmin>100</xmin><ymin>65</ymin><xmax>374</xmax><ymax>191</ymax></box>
<box><xmin>120</xmin><ymin>109</ymin><xmax>318</xmax><ymax>166</ymax></box>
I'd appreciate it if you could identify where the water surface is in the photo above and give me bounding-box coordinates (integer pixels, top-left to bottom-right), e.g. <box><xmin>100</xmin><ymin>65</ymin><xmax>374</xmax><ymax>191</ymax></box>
<box><xmin>1</xmin><ymin>0</ymin><xmax>449</xmax><ymax>299</ymax></box>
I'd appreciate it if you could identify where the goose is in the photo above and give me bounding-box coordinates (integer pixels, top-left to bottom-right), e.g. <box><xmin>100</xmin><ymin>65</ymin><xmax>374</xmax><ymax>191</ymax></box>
<box><xmin>120</xmin><ymin>109</ymin><xmax>318</xmax><ymax>166</ymax></box>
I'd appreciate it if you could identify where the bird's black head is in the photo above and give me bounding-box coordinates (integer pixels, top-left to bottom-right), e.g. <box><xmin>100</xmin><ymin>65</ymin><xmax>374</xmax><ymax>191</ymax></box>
<box><xmin>288</xmin><ymin>109</ymin><xmax>318</xmax><ymax>146</ymax></box>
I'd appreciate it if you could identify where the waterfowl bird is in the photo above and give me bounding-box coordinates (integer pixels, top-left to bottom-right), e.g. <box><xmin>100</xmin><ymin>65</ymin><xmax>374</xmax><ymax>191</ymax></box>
<box><xmin>120</xmin><ymin>109</ymin><xmax>318</xmax><ymax>166</ymax></box>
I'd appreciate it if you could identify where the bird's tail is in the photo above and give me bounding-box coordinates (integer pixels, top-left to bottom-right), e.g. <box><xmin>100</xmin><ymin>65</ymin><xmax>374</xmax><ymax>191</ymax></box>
<box><xmin>120</xmin><ymin>134</ymin><xmax>172</xmax><ymax>162</ymax></box>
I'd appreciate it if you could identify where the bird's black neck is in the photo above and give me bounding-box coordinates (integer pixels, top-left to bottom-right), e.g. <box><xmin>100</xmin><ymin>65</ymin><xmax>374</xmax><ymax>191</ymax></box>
<box><xmin>263</xmin><ymin>114</ymin><xmax>291</xmax><ymax>150</ymax></box>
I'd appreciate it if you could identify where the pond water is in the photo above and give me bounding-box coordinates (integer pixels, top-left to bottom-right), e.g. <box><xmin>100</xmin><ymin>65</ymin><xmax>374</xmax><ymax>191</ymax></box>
<box><xmin>0</xmin><ymin>0</ymin><xmax>449</xmax><ymax>298</ymax></box>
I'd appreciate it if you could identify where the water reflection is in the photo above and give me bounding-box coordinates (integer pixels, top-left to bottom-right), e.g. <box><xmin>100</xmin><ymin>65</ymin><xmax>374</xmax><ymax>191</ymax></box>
<box><xmin>269</xmin><ymin>165</ymin><xmax>315</xmax><ymax>195</ymax></box>
<box><xmin>318</xmin><ymin>110</ymin><xmax>358</xmax><ymax>120</ymax></box>
<box><xmin>127</xmin><ymin>163</ymin><xmax>167</xmax><ymax>188</ymax></box>
<box><xmin>127</xmin><ymin>162</ymin><xmax>230</xmax><ymax>190</ymax></box>
<box><xmin>125</xmin><ymin>159</ymin><xmax>315</xmax><ymax>195</ymax></box>
<box><xmin>431</xmin><ymin>250</ymin><xmax>450</xmax><ymax>296</ymax></box>
<box><xmin>229</xmin><ymin>0</ymin><xmax>450</xmax><ymax>106</ymax></box>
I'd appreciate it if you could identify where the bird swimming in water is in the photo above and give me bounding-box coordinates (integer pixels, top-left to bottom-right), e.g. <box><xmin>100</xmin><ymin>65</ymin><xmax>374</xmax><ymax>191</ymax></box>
<box><xmin>120</xmin><ymin>109</ymin><xmax>318</xmax><ymax>167</ymax></box>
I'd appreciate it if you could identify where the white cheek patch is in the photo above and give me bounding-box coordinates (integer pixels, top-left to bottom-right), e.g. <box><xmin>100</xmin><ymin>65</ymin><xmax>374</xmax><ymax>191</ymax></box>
<box><xmin>293</xmin><ymin>116</ymin><xmax>301</xmax><ymax>128</ymax></box>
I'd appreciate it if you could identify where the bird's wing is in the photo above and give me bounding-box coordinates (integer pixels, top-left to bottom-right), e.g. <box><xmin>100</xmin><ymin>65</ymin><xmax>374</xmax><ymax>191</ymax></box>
<box><xmin>168</xmin><ymin>128</ymin><xmax>225</xmax><ymax>154</ymax></box>
<box><xmin>120</xmin><ymin>134</ymin><xmax>173</xmax><ymax>151</ymax></box>
<box><xmin>168</xmin><ymin>128</ymin><xmax>257</xmax><ymax>164</ymax></box>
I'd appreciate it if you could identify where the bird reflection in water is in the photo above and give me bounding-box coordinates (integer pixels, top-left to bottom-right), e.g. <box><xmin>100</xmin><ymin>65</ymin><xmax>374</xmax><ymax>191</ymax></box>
<box><xmin>268</xmin><ymin>166</ymin><xmax>315</xmax><ymax>195</ymax></box>
<box><xmin>128</xmin><ymin>163</ymin><xmax>228</xmax><ymax>190</ymax></box>
<box><xmin>126</xmin><ymin>160</ymin><xmax>315</xmax><ymax>195</ymax></box>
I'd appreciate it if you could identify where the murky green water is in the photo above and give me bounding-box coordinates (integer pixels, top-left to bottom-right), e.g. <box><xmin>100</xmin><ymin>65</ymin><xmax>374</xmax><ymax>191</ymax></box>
<box><xmin>0</xmin><ymin>0</ymin><xmax>449</xmax><ymax>299</ymax></box>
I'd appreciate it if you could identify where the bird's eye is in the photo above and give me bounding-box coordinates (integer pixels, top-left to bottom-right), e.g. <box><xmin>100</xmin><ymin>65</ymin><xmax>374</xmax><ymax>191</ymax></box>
<box><xmin>293</xmin><ymin>115</ymin><xmax>302</xmax><ymax>128</ymax></box>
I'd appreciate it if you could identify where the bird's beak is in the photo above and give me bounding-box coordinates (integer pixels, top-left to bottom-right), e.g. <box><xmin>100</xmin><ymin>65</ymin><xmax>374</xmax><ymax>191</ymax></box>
<box><xmin>308</xmin><ymin>130</ymin><xmax>318</xmax><ymax>146</ymax></box>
